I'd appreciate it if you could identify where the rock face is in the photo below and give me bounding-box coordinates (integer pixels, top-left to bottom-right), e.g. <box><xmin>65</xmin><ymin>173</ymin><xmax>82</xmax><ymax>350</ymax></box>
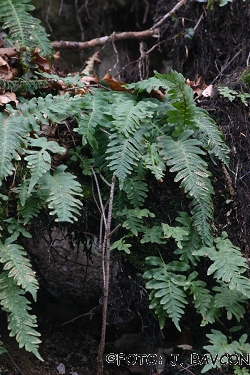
<box><xmin>25</xmin><ymin>225</ymin><xmax>118</xmax><ymax>306</ymax></box>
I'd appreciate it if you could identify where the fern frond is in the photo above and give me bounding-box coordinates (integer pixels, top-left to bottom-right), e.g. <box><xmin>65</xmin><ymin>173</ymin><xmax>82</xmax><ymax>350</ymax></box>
<box><xmin>106</xmin><ymin>133</ymin><xmax>140</xmax><ymax>189</ymax></box>
<box><xmin>0</xmin><ymin>78</ymin><xmax>49</xmax><ymax>93</ymax></box>
<box><xmin>18</xmin><ymin>93</ymin><xmax>76</xmax><ymax>132</ymax></box>
<box><xmin>143</xmin><ymin>257</ymin><xmax>189</xmax><ymax>331</ymax></box>
<box><xmin>146</xmin><ymin>275</ymin><xmax>188</xmax><ymax>331</ymax></box>
<box><xmin>38</xmin><ymin>165</ymin><xmax>83</xmax><ymax>223</ymax></box>
<box><xmin>173</xmin><ymin>212</ymin><xmax>202</xmax><ymax>265</ymax></box>
<box><xmin>194</xmin><ymin>107</ymin><xmax>230</xmax><ymax>166</ymax></box>
<box><xmin>158</xmin><ymin>130</ymin><xmax>214</xmax><ymax>245</ymax></box>
<box><xmin>0</xmin><ymin>237</ymin><xmax>38</xmax><ymax>300</ymax></box>
<box><xmin>141</xmin><ymin>142</ymin><xmax>166</xmax><ymax>180</ymax></box>
<box><xmin>25</xmin><ymin>137</ymin><xmax>66</xmax><ymax>193</ymax></box>
<box><xmin>186</xmin><ymin>271</ymin><xmax>214</xmax><ymax>319</ymax></box>
<box><xmin>117</xmin><ymin>208</ymin><xmax>154</xmax><ymax>236</ymax></box>
<box><xmin>12</xmin><ymin>180</ymin><xmax>43</xmax><ymax>224</ymax></box>
<box><xmin>0</xmin><ymin>0</ymin><xmax>52</xmax><ymax>57</ymax></box>
<box><xmin>202</xmin><ymin>331</ymin><xmax>250</xmax><ymax>373</ymax></box>
<box><xmin>141</xmin><ymin>226</ymin><xmax>165</xmax><ymax>244</ymax></box>
<box><xmin>125</xmin><ymin>76</ymin><xmax>163</xmax><ymax>93</ymax></box>
<box><xmin>193</xmin><ymin>232</ymin><xmax>250</xmax><ymax>297</ymax></box>
<box><xmin>74</xmin><ymin>91</ymin><xmax>110</xmax><ymax>150</ymax></box>
<box><xmin>109</xmin><ymin>96</ymin><xmax>157</xmax><ymax>137</ymax></box>
<box><xmin>213</xmin><ymin>282</ymin><xmax>247</xmax><ymax>321</ymax></box>
<box><xmin>0</xmin><ymin>272</ymin><xmax>42</xmax><ymax>360</ymax></box>
<box><xmin>123</xmin><ymin>177</ymin><xmax>148</xmax><ymax>207</ymax></box>
<box><xmin>0</xmin><ymin>112</ymin><xmax>29</xmax><ymax>184</ymax></box>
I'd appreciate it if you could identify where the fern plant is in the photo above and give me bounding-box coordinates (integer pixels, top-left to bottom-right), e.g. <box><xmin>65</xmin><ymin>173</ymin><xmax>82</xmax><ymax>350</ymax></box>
<box><xmin>0</xmin><ymin>61</ymin><xmax>249</xmax><ymax>372</ymax></box>
<box><xmin>0</xmin><ymin>0</ymin><xmax>53</xmax><ymax>70</ymax></box>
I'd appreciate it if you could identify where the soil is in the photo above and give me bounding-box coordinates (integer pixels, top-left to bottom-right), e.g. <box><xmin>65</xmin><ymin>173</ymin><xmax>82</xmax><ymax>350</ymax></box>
<box><xmin>1</xmin><ymin>1</ymin><xmax>250</xmax><ymax>375</ymax></box>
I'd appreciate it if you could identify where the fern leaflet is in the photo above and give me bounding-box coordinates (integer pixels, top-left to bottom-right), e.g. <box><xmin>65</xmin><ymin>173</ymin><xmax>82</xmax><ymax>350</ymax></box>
<box><xmin>106</xmin><ymin>133</ymin><xmax>140</xmax><ymax>189</ymax></box>
<box><xmin>158</xmin><ymin>130</ymin><xmax>214</xmax><ymax>245</ymax></box>
<box><xmin>74</xmin><ymin>91</ymin><xmax>110</xmax><ymax>150</ymax></box>
<box><xmin>0</xmin><ymin>236</ymin><xmax>38</xmax><ymax>300</ymax></box>
<box><xmin>193</xmin><ymin>232</ymin><xmax>250</xmax><ymax>297</ymax></box>
<box><xmin>143</xmin><ymin>257</ymin><xmax>189</xmax><ymax>330</ymax></box>
<box><xmin>0</xmin><ymin>0</ymin><xmax>52</xmax><ymax>57</ymax></box>
<box><xmin>0</xmin><ymin>272</ymin><xmax>42</xmax><ymax>360</ymax></box>
<box><xmin>213</xmin><ymin>282</ymin><xmax>247</xmax><ymax>321</ymax></box>
<box><xmin>38</xmin><ymin>165</ymin><xmax>83</xmax><ymax>223</ymax></box>
<box><xmin>25</xmin><ymin>137</ymin><xmax>66</xmax><ymax>193</ymax></box>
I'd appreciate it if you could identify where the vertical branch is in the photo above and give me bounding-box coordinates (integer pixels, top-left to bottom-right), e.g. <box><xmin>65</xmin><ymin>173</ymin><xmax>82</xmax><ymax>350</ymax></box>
<box><xmin>94</xmin><ymin>174</ymin><xmax>116</xmax><ymax>375</ymax></box>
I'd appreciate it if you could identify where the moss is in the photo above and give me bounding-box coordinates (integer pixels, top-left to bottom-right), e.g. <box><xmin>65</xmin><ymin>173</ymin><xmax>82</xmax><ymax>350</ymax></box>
<box><xmin>239</xmin><ymin>69</ymin><xmax>250</xmax><ymax>86</ymax></box>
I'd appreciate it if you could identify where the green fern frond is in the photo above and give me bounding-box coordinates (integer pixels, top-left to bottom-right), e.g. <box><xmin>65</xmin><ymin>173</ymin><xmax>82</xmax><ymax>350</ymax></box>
<box><xmin>19</xmin><ymin>93</ymin><xmax>76</xmax><ymax>132</ymax></box>
<box><xmin>186</xmin><ymin>271</ymin><xmax>213</xmax><ymax>319</ymax></box>
<box><xmin>0</xmin><ymin>78</ymin><xmax>49</xmax><ymax>93</ymax></box>
<box><xmin>25</xmin><ymin>137</ymin><xmax>66</xmax><ymax>193</ymax></box>
<box><xmin>213</xmin><ymin>282</ymin><xmax>247</xmax><ymax>321</ymax></box>
<box><xmin>154</xmin><ymin>70</ymin><xmax>190</xmax><ymax>102</ymax></box>
<box><xmin>106</xmin><ymin>133</ymin><xmax>140</xmax><ymax>188</ymax></box>
<box><xmin>202</xmin><ymin>331</ymin><xmax>250</xmax><ymax>373</ymax></box>
<box><xmin>158</xmin><ymin>130</ymin><xmax>214</xmax><ymax>245</ymax></box>
<box><xmin>117</xmin><ymin>208</ymin><xmax>154</xmax><ymax>236</ymax></box>
<box><xmin>0</xmin><ymin>0</ymin><xmax>52</xmax><ymax>57</ymax></box>
<box><xmin>0</xmin><ymin>272</ymin><xmax>42</xmax><ymax>360</ymax></box>
<box><xmin>0</xmin><ymin>112</ymin><xmax>29</xmax><ymax>184</ymax></box>
<box><xmin>193</xmin><ymin>232</ymin><xmax>250</xmax><ymax>296</ymax></box>
<box><xmin>73</xmin><ymin>91</ymin><xmax>109</xmax><ymax>150</ymax></box>
<box><xmin>38</xmin><ymin>165</ymin><xmax>83</xmax><ymax>223</ymax></box>
<box><xmin>143</xmin><ymin>257</ymin><xmax>189</xmax><ymax>330</ymax></box>
<box><xmin>0</xmin><ymin>236</ymin><xmax>38</xmax><ymax>300</ymax></box>
<box><xmin>234</xmin><ymin>366</ymin><xmax>250</xmax><ymax>375</ymax></box>
<box><xmin>141</xmin><ymin>142</ymin><xmax>165</xmax><ymax>180</ymax></box>
<box><xmin>141</xmin><ymin>226</ymin><xmax>165</xmax><ymax>244</ymax></box>
<box><xmin>109</xmin><ymin>96</ymin><xmax>157</xmax><ymax>137</ymax></box>
<box><xmin>195</xmin><ymin>107</ymin><xmax>230</xmax><ymax>166</ymax></box>
<box><xmin>173</xmin><ymin>212</ymin><xmax>202</xmax><ymax>265</ymax></box>
<box><xmin>125</xmin><ymin>76</ymin><xmax>163</xmax><ymax>93</ymax></box>
<box><xmin>123</xmin><ymin>177</ymin><xmax>148</xmax><ymax>207</ymax></box>
<box><xmin>146</xmin><ymin>275</ymin><xmax>188</xmax><ymax>331</ymax></box>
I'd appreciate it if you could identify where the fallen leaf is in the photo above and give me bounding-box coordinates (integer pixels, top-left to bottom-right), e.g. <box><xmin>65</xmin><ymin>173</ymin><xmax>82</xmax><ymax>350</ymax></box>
<box><xmin>0</xmin><ymin>92</ymin><xmax>18</xmax><ymax>106</ymax></box>
<box><xmin>102</xmin><ymin>71</ymin><xmax>131</xmax><ymax>92</ymax></box>
<box><xmin>202</xmin><ymin>84</ymin><xmax>214</xmax><ymax>97</ymax></box>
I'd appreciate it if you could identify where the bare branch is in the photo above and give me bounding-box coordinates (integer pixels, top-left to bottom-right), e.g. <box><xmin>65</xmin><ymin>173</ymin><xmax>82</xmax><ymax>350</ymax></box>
<box><xmin>51</xmin><ymin>29</ymin><xmax>159</xmax><ymax>50</ymax></box>
<box><xmin>150</xmin><ymin>0</ymin><xmax>188</xmax><ymax>30</ymax></box>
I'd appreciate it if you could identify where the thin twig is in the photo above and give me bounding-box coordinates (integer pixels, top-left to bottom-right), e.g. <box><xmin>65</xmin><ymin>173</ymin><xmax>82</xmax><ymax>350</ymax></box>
<box><xmin>61</xmin><ymin>306</ymin><xmax>100</xmax><ymax>326</ymax></box>
<box><xmin>75</xmin><ymin>0</ymin><xmax>85</xmax><ymax>41</ymax></box>
<box><xmin>150</xmin><ymin>0</ymin><xmax>188</xmax><ymax>30</ymax></box>
<box><xmin>91</xmin><ymin>167</ymin><xmax>107</xmax><ymax>229</ymax></box>
<box><xmin>210</xmin><ymin>48</ymin><xmax>243</xmax><ymax>85</ymax></box>
<box><xmin>193</xmin><ymin>12</ymin><xmax>204</xmax><ymax>31</ymax></box>
<box><xmin>142</xmin><ymin>0</ymin><xmax>149</xmax><ymax>24</ymax></box>
<box><xmin>5</xmin><ymin>350</ymin><xmax>26</xmax><ymax>375</ymax></box>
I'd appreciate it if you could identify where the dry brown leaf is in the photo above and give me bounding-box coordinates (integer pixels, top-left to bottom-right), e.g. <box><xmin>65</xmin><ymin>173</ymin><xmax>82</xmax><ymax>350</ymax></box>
<box><xmin>185</xmin><ymin>69</ymin><xmax>208</xmax><ymax>99</ymax></box>
<box><xmin>0</xmin><ymin>56</ymin><xmax>13</xmax><ymax>80</ymax></box>
<box><xmin>32</xmin><ymin>51</ymin><xmax>51</xmax><ymax>73</ymax></box>
<box><xmin>81</xmin><ymin>51</ymin><xmax>101</xmax><ymax>76</ymax></box>
<box><xmin>102</xmin><ymin>72</ymin><xmax>131</xmax><ymax>92</ymax></box>
<box><xmin>0</xmin><ymin>92</ymin><xmax>18</xmax><ymax>106</ymax></box>
<box><xmin>80</xmin><ymin>75</ymin><xmax>100</xmax><ymax>85</ymax></box>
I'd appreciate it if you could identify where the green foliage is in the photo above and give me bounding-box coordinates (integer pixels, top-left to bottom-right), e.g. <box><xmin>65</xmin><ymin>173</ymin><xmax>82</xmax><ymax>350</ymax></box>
<box><xmin>158</xmin><ymin>130</ymin><xmax>214</xmax><ymax>245</ymax></box>
<box><xmin>202</xmin><ymin>330</ymin><xmax>250</xmax><ymax>372</ymax></box>
<box><xmin>218</xmin><ymin>85</ymin><xmax>250</xmax><ymax>106</ymax></box>
<box><xmin>0</xmin><ymin>236</ymin><xmax>41</xmax><ymax>360</ymax></box>
<box><xmin>0</xmin><ymin>0</ymin><xmax>53</xmax><ymax>70</ymax></box>
<box><xmin>0</xmin><ymin>16</ymin><xmax>246</xmax><ymax>367</ymax></box>
<box><xmin>234</xmin><ymin>366</ymin><xmax>250</xmax><ymax>375</ymax></box>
